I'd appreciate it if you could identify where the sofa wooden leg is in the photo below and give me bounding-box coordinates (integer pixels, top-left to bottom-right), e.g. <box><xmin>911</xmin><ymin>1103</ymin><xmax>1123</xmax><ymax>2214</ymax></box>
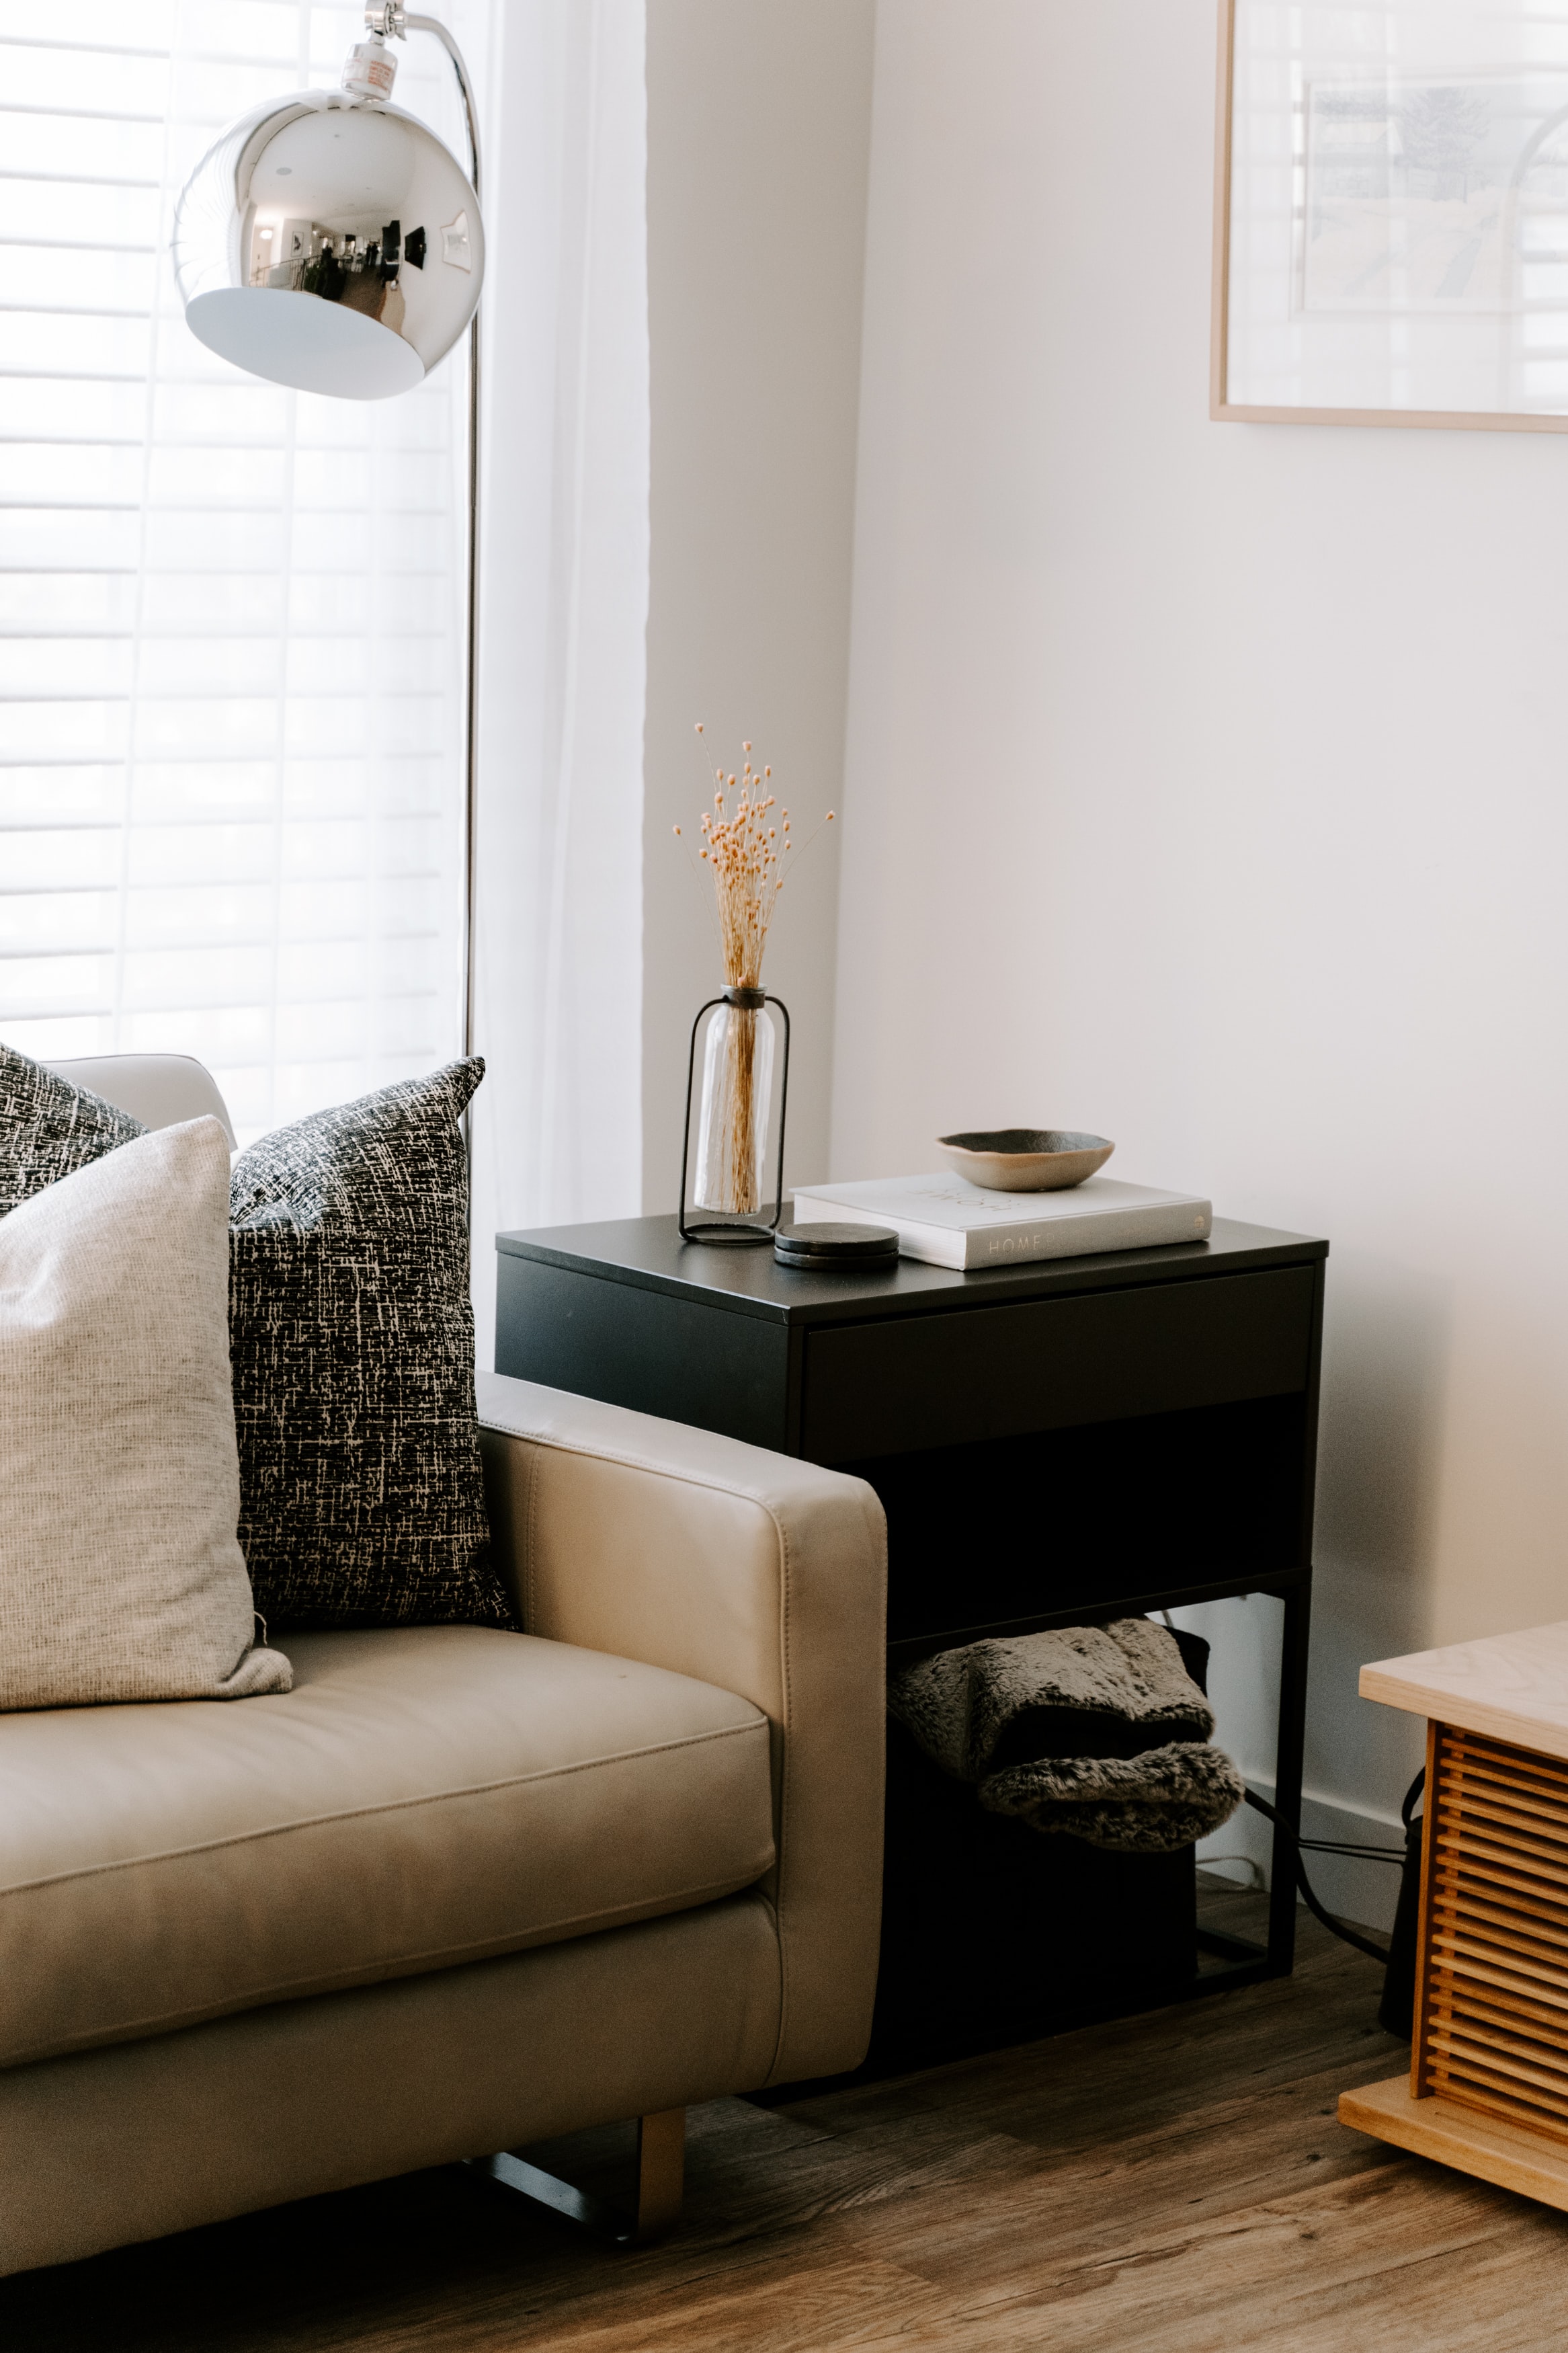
<box><xmin>634</xmin><ymin>2107</ymin><xmax>685</xmax><ymax>2237</ymax></box>
<box><xmin>465</xmin><ymin>2108</ymin><xmax>685</xmax><ymax>2246</ymax></box>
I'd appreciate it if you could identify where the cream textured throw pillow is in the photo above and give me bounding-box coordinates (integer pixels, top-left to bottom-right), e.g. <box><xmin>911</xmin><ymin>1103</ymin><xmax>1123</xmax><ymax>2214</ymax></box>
<box><xmin>0</xmin><ymin>1117</ymin><xmax>292</xmax><ymax>1709</ymax></box>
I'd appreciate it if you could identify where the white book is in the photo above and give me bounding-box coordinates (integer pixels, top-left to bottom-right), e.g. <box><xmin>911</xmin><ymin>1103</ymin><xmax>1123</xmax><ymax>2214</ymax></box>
<box><xmin>789</xmin><ymin>1172</ymin><xmax>1212</xmax><ymax>1271</ymax></box>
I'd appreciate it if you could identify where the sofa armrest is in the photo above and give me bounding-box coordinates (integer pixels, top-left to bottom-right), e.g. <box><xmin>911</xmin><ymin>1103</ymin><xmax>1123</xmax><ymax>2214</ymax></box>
<box><xmin>475</xmin><ymin>1369</ymin><xmax>886</xmax><ymax>2087</ymax></box>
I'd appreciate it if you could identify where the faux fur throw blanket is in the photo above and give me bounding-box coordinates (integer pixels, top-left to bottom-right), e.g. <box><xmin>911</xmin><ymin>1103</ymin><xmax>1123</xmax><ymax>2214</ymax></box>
<box><xmin>887</xmin><ymin>1618</ymin><xmax>1245</xmax><ymax>1854</ymax></box>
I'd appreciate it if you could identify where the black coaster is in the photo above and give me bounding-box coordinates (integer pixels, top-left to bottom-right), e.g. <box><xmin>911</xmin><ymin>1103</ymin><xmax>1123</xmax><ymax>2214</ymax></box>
<box><xmin>774</xmin><ymin>1222</ymin><xmax>899</xmax><ymax>1270</ymax></box>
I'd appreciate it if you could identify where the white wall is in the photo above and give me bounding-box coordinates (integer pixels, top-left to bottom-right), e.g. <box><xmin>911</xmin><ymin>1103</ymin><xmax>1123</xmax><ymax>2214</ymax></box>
<box><xmin>642</xmin><ymin>0</ymin><xmax>874</xmax><ymax>1209</ymax></box>
<box><xmin>834</xmin><ymin>0</ymin><xmax>1568</xmax><ymax>1846</ymax></box>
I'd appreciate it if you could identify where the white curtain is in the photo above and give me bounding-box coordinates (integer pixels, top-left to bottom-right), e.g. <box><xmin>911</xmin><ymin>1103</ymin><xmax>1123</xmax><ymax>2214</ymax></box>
<box><xmin>468</xmin><ymin>0</ymin><xmax>649</xmax><ymax>1367</ymax></box>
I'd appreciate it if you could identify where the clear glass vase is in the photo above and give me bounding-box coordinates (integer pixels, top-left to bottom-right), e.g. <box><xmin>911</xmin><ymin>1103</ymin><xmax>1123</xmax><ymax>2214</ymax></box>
<box><xmin>694</xmin><ymin>997</ymin><xmax>776</xmax><ymax>1216</ymax></box>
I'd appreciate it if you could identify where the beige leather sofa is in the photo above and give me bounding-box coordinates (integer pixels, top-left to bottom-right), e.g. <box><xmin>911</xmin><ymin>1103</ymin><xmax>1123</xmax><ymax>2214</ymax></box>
<box><xmin>0</xmin><ymin>1065</ymin><xmax>887</xmax><ymax>2278</ymax></box>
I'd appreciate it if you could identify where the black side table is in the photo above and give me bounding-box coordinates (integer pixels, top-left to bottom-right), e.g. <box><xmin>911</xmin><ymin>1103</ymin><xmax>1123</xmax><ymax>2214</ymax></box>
<box><xmin>495</xmin><ymin>1213</ymin><xmax>1327</xmax><ymax>2034</ymax></box>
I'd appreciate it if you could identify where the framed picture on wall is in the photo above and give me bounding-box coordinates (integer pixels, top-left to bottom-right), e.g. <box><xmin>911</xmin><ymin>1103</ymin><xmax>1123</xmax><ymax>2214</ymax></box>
<box><xmin>1212</xmin><ymin>0</ymin><xmax>1568</xmax><ymax>431</ymax></box>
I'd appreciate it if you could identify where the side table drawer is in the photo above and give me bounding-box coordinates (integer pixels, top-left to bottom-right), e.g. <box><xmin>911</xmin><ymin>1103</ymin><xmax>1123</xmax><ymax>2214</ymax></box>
<box><xmin>799</xmin><ymin>1267</ymin><xmax>1315</xmax><ymax>1464</ymax></box>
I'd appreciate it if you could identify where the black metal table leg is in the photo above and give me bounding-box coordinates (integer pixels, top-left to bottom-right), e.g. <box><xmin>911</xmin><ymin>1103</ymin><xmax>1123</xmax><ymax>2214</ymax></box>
<box><xmin>1268</xmin><ymin>1577</ymin><xmax>1313</xmax><ymax>1972</ymax></box>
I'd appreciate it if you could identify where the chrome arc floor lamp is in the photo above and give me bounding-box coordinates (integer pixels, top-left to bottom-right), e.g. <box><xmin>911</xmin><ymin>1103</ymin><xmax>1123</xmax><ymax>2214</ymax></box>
<box><xmin>172</xmin><ymin>28</ymin><xmax>685</xmax><ymax>2236</ymax></box>
<box><xmin>173</xmin><ymin>3</ymin><xmax>486</xmax><ymax>1056</ymax></box>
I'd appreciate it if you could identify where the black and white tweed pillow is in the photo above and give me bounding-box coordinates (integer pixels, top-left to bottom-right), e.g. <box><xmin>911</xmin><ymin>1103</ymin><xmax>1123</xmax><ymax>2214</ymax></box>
<box><xmin>0</xmin><ymin>1045</ymin><xmax>142</xmax><ymax>1217</ymax></box>
<box><xmin>0</xmin><ymin>1042</ymin><xmax>509</xmax><ymax>1632</ymax></box>
<box><xmin>229</xmin><ymin>1059</ymin><xmax>510</xmax><ymax>1630</ymax></box>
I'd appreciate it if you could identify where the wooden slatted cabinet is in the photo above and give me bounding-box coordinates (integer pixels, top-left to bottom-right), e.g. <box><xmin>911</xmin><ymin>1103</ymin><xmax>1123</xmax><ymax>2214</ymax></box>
<box><xmin>1341</xmin><ymin>1622</ymin><xmax>1568</xmax><ymax>2209</ymax></box>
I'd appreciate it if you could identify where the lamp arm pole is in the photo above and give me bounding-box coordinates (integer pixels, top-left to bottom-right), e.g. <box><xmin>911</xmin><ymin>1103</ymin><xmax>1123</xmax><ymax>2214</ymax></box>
<box><xmin>362</xmin><ymin>3</ymin><xmax>483</xmax><ymax>1061</ymax></box>
<box><xmin>400</xmin><ymin>13</ymin><xmax>481</xmax><ymax>194</ymax></box>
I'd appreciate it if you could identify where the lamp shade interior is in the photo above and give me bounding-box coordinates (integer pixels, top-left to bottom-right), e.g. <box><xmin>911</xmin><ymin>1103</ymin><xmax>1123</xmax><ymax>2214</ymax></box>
<box><xmin>185</xmin><ymin>286</ymin><xmax>426</xmax><ymax>398</ymax></box>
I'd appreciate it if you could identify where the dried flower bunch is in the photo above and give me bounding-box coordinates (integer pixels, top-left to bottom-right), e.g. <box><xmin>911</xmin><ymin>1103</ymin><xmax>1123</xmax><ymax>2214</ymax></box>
<box><xmin>674</xmin><ymin>726</ymin><xmax>832</xmax><ymax>987</ymax></box>
<box><xmin>674</xmin><ymin>729</ymin><xmax>833</xmax><ymax>1218</ymax></box>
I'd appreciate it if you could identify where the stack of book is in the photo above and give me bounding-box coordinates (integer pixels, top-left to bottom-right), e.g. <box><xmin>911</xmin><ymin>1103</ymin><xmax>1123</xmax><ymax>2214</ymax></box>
<box><xmin>788</xmin><ymin>1173</ymin><xmax>1212</xmax><ymax>1271</ymax></box>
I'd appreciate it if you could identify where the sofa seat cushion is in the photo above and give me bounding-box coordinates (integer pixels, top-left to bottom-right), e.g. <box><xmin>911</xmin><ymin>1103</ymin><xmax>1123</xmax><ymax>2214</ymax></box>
<box><xmin>0</xmin><ymin>1626</ymin><xmax>775</xmax><ymax>2067</ymax></box>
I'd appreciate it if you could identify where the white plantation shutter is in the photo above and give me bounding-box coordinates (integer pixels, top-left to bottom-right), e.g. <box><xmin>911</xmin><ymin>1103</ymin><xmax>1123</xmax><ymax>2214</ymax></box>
<box><xmin>0</xmin><ymin>0</ymin><xmax>492</xmax><ymax>1143</ymax></box>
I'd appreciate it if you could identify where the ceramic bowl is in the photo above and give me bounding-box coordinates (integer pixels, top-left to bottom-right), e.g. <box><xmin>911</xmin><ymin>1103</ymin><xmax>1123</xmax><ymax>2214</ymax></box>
<box><xmin>935</xmin><ymin>1128</ymin><xmax>1115</xmax><ymax>1193</ymax></box>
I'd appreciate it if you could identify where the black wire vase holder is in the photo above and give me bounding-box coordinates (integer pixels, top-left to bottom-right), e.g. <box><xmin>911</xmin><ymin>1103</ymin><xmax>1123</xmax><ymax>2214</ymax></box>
<box><xmin>678</xmin><ymin>985</ymin><xmax>790</xmax><ymax>1247</ymax></box>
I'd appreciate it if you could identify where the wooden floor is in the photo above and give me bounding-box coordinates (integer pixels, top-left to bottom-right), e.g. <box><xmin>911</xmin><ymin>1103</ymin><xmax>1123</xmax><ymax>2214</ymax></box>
<box><xmin>7</xmin><ymin>1889</ymin><xmax>1568</xmax><ymax>2352</ymax></box>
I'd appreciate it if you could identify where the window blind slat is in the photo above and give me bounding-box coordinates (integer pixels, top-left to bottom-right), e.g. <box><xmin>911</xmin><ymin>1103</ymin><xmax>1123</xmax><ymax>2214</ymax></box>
<box><xmin>0</xmin><ymin>0</ymin><xmax>481</xmax><ymax>1137</ymax></box>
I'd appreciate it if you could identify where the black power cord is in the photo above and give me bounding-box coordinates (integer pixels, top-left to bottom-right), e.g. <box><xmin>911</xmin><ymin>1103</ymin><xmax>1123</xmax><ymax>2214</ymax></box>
<box><xmin>1241</xmin><ymin>1786</ymin><xmax>1410</xmax><ymax>1966</ymax></box>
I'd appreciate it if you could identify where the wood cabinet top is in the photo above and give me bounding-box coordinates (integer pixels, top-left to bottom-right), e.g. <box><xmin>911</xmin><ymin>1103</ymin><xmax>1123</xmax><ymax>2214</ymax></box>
<box><xmin>1361</xmin><ymin>1624</ymin><xmax>1568</xmax><ymax>1762</ymax></box>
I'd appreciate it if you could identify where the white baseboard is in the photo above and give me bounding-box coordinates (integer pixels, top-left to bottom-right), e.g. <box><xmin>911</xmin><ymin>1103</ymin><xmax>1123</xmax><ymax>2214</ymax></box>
<box><xmin>1198</xmin><ymin>1773</ymin><xmax>1409</xmax><ymax>1938</ymax></box>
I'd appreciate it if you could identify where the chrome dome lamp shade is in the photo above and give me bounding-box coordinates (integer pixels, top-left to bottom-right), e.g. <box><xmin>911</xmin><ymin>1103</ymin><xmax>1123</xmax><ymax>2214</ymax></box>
<box><xmin>173</xmin><ymin>6</ymin><xmax>483</xmax><ymax>401</ymax></box>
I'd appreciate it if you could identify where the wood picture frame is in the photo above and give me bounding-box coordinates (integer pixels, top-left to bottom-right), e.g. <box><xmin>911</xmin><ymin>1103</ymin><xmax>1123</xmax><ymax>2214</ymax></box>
<box><xmin>1211</xmin><ymin>0</ymin><xmax>1568</xmax><ymax>434</ymax></box>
